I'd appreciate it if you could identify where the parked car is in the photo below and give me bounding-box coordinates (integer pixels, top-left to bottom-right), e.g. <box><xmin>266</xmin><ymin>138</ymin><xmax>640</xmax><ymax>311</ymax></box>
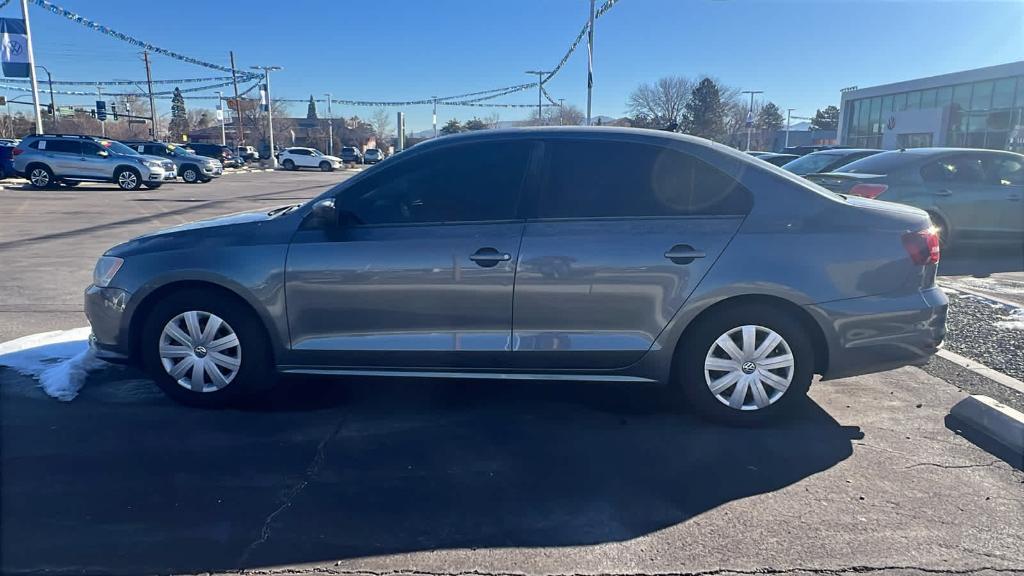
<box><xmin>236</xmin><ymin>145</ymin><xmax>259</xmax><ymax>161</ymax></box>
<box><xmin>85</xmin><ymin>128</ymin><xmax>947</xmax><ymax>423</ymax></box>
<box><xmin>782</xmin><ymin>148</ymin><xmax>883</xmax><ymax>176</ymax></box>
<box><xmin>13</xmin><ymin>134</ymin><xmax>176</xmax><ymax>190</ymax></box>
<box><xmin>782</xmin><ymin>145</ymin><xmax>848</xmax><ymax>156</ymax></box>
<box><xmin>754</xmin><ymin>152</ymin><xmax>799</xmax><ymax>167</ymax></box>
<box><xmin>187</xmin><ymin>142</ymin><xmax>243</xmax><ymax>168</ymax></box>
<box><xmin>804</xmin><ymin>148</ymin><xmax>1024</xmax><ymax>247</ymax></box>
<box><xmin>363</xmin><ymin>148</ymin><xmax>384</xmax><ymax>164</ymax></box>
<box><xmin>122</xmin><ymin>140</ymin><xmax>223</xmax><ymax>183</ymax></box>
<box><xmin>0</xmin><ymin>141</ymin><xmax>16</xmax><ymax>179</ymax></box>
<box><xmin>339</xmin><ymin>146</ymin><xmax>363</xmax><ymax>164</ymax></box>
<box><xmin>277</xmin><ymin>147</ymin><xmax>344</xmax><ymax>171</ymax></box>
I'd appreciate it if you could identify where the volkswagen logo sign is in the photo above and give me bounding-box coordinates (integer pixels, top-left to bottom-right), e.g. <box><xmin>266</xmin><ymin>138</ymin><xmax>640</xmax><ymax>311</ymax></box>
<box><xmin>3</xmin><ymin>39</ymin><xmax>23</xmax><ymax>56</ymax></box>
<box><xmin>886</xmin><ymin>115</ymin><xmax>896</xmax><ymax>130</ymax></box>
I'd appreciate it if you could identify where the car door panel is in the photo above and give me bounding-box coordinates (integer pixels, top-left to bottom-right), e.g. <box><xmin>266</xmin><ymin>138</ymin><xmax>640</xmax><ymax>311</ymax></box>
<box><xmin>284</xmin><ymin>139</ymin><xmax>538</xmax><ymax>369</ymax></box>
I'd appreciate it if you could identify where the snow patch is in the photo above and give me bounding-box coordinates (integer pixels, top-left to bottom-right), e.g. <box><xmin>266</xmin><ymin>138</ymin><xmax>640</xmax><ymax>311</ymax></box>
<box><xmin>0</xmin><ymin>327</ymin><xmax>107</xmax><ymax>401</ymax></box>
<box><xmin>995</xmin><ymin>308</ymin><xmax>1024</xmax><ymax>331</ymax></box>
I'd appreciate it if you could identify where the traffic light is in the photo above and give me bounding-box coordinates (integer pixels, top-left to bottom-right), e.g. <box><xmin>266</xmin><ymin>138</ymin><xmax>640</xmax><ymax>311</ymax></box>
<box><xmin>46</xmin><ymin>103</ymin><xmax>54</xmax><ymax>116</ymax></box>
<box><xmin>111</xmin><ymin>103</ymin><xmax>118</xmax><ymax>120</ymax></box>
<box><xmin>95</xmin><ymin>100</ymin><xmax>107</xmax><ymax>121</ymax></box>
<box><xmin>0</xmin><ymin>96</ymin><xmax>6</xmax><ymax>106</ymax></box>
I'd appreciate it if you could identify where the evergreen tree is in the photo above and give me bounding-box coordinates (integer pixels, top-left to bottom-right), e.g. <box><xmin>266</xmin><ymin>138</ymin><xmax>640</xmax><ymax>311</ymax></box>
<box><xmin>439</xmin><ymin>118</ymin><xmax>463</xmax><ymax>135</ymax></box>
<box><xmin>683</xmin><ymin>77</ymin><xmax>726</xmax><ymax>140</ymax></box>
<box><xmin>306</xmin><ymin>95</ymin><xmax>318</xmax><ymax>120</ymax></box>
<box><xmin>756</xmin><ymin>101</ymin><xmax>784</xmax><ymax>131</ymax></box>
<box><xmin>811</xmin><ymin>105</ymin><xmax>840</xmax><ymax>130</ymax></box>
<box><xmin>168</xmin><ymin>87</ymin><xmax>188</xmax><ymax>141</ymax></box>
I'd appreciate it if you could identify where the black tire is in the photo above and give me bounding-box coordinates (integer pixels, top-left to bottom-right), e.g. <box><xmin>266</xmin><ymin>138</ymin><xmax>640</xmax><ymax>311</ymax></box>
<box><xmin>61</xmin><ymin>181</ymin><xmax>80</xmax><ymax>188</ymax></box>
<box><xmin>319</xmin><ymin>161</ymin><xmax>333</xmax><ymax>172</ymax></box>
<box><xmin>677</xmin><ymin>304</ymin><xmax>814</xmax><ymax>425</ymax></box>
<box><xmin>181</xmin><ymin>165</ymin><xmax>201</xmax><ymax>183</ymax></box>
<box><xmin>115</xmin><ymin>167</ymin><xmax>142</xmax><ymax>191</ymax></box>
<box><xmin>140</xmin><ymin>290</ymin><xmax>274</xmax><ymax>408</ymax></box>
<box><xmin>26</xmin><ymin>164</ymin><xmax>55</xmax><ymax>189</ymax></box>
<box><xmin>282</xmin><ymin>159</ymin><xmax>296</xmax><ymax>171</ymax></box>
<box><xmin>143</xmin><ymin>183</ymin><xmax>162</xmax><ymax>189</ymax></box>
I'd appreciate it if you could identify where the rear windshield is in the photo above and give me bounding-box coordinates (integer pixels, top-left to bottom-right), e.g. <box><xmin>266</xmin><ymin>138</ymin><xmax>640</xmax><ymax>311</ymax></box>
<box><xmin>783</xmin><ymin>152</ymin><xmax>844</xmax><ymax>175</ymax></box>
<box><xmin>835</xmin><ymin>151</ymin><xmax>915</xmax><ymax>175</ymax></box>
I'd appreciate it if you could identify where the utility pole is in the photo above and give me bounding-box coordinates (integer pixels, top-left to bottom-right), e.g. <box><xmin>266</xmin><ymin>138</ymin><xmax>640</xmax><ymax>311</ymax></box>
<box><xmin>432</xmin><ymin>96</ymin><xmax>437</xmax><ymax>138</ymax></box>
<box><xmin>323</xmin><ymin>92</ymin><xmax>333</xmax><ymax>155</ymax></box>
<box><xmin>35</xmin><ymin>65</ymin><xmax>56</xmax><ymax>133</ymax></box>
<box><xmin>586</xmin><ymin>0</ymin><xmax>595</xmax><ymax>126</ymax></box>
<box><xmin>20</xmin><ymin>0</ymin><xmax>43</xmax><ymax>134</ymax></box>
<box><xmin>785</xmin><ymin>108</ymin><xmax>795</xmax><ymax>148</ymax></box>
<box><xmin>142</xmin><ymin>51</ymin><xmax>157</xmax><ymax>139</ymax></box>
<box><xmin>229</xmin><ymin>51</ymin><xmax>244</xmax><ymax>147</ymax></box>
<box><xmin>97</xmin><ymin>84</ymin><xmax>105</xmax><ymax>137</ymax></box>
<box><xmin>525</xmin><ymin>70</ymin><xmax>550</xmax><ymax>125</ymax></box>
<box><xmin>558</xmin><ymin>98</ymin><xmax>565</xmax><ymax>125</ymax></box>
<box><xmin>251</xmin><ymin>65</ymin><xmax>281</xmax><ymax>168</ymax></box>
<box><xmin>741</xmin><ymin>90</ymin><xmax>763</xmax><ymax>151</ymax></box>
<box><xmin>216</xmin><ymin>90</ymin><xmax>226</xmax><ymax>146</ymax></box>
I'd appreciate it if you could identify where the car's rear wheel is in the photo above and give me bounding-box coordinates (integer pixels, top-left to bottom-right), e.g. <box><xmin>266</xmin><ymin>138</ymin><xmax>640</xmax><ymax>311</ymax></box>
<box><xmin>115</xmin><ymin>167</ymin><xmax>142</xmax><ymax>191</ymax></box>
<box><xmin>282</xmin><ymin>159</ymin><xmax>295</xmax><ymax>170</ymax></box>
<box><xmin>677</xmin><ymin>304</ymin><xmax>813</xmax><ymax>425</ymax></box>
<box><xmin>27</xmin><ymin>165</ymin><xmax>55</xmax><ymax>189</ymax></box>
<box><xmin>141</xmin><ymin>290</ymin><xmax>273</xmax><ymax>407</ymax></box>
<box><xmin>319</xmin><ymin>161</ymin><xmax>333</xmax><ymax>172</ymax></box>
<box><xmin>181</xmin><ymin>165</ymin><xmax>200</xmax><ymax>183</ymax></box>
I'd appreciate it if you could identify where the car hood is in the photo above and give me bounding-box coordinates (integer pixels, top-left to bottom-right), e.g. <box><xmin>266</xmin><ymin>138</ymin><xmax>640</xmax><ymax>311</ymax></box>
<box><xmin>321</xmin><ymin>155</ymin><xmax>343</xmax><ymax>162</ymax></box>
<box><xmin>134</xmin><ymin>208</ymin><xmax>277</xmax><ymax>240</ymax></box>
<box><xmin>138</xmin><ymin>154</ymin><xmax>172</xmax><ymax>164</ymax></box>
<box><xmin>182</xmin><ymin>153</ymin><xmax>216</xmax><ymax>163</ymax></box>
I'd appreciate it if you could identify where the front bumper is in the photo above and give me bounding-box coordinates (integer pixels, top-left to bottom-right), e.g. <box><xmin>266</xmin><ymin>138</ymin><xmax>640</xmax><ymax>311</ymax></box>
<box><xmin>202</xmin><ymin>165</ymin><xmax>223</xmax><ymax>178</ymax></box>
<box><xmin>812</xmin><ymin>286</ymin><xmax>948</xmax><ymax>380</ymax></box>
<box><xmin>84</xmin><ymin>285</ymin><xmax>133</xmax><ymax>364</ymax></box>
<box><xmin>146</xmin><ymin>168</ymin><xmax>177</xmax><ymax>182</ymax></box>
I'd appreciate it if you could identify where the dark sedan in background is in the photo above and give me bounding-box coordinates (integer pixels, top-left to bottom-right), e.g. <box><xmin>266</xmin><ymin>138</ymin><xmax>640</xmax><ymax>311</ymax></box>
<box><xmin>805</xmin><ymin>148</ymin><xmax>1024</xmax><ymax>247</ymax></box>
<box><xmin>783</xmin><ymin>148</ymin><xmax>883</xmax><ymax>175</ymax></box>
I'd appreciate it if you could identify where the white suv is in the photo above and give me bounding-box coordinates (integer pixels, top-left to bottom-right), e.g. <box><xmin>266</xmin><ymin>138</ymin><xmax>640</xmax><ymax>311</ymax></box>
<box><xmin>278</xmin><ymin>147</ymin><xmax>344</xmax><ymax>172</ymax></box>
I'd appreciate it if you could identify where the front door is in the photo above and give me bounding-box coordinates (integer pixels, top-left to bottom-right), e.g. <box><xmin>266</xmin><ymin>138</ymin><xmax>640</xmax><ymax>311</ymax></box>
<box><xmin>983</xmin><ymin>153</ymin><xmax>1024</xmax><ymax>238</ymax></box>
<box><xmin>284</xmin><ymin>139</ymin><xmax>538</xmax><ymax>369</ymax></box>
<box><xmin>511</xmin><ymin>138</ymin><xmax>750</xmax><ymax>369</ymax></box>
<box><xmin>919</xmin><ymin>153</ymin><xmax>1008</xmax><ymax>241</ymax></box>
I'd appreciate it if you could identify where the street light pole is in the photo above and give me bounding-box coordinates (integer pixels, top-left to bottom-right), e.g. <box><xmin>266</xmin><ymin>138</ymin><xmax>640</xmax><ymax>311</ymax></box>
<box><xmin>35</xmin><ymin>65</ymin><xmax>56</xmax><ymax>133</ymax></box>
<box><xmin>586</xmin><ymin>0</ymin><xmax>595</xmax><ymax>126</ymax></box>
<box><xmin>558</xmin><ymin>98</ymin><xmax>565</xmax><ymax>125</ymax></box>
<box><xmin>251</xmin><ymin>65</ymin><xmax>281</xmax><ymax>168</ymax></box>
<box><xmin>741</xmin><ymin>90</ymin><xmax>763</xmax><ymax>151</ymax></box>
<box><xmin>525</xmin><ymin>70</ymin><xmax>551</xmax><ymax>125</ymax></box>
<box><xmin>785</xmin><ymin>108</ymin><xmax>795</xmax><ymax>149</ymax></box>
<box><xmin>216</xmin><ymin>90</ymin><xmax>226</xmax><ymax>146</ymax></box>
<box><xmin>142</xmin><ymin>51</ymin><xmax>157</xmax><ymax>138</ymax></box>
<box><xmin>324</xmin><ymin>93</ymin><xmax>333</xmax><ymax>155</ymax></box>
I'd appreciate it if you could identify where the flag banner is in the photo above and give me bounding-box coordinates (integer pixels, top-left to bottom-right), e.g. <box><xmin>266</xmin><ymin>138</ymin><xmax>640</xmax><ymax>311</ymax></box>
<box><xmin>1</xmin><ymin>18</ymin><xmax>30</xmax><ymax>78</ymax></box>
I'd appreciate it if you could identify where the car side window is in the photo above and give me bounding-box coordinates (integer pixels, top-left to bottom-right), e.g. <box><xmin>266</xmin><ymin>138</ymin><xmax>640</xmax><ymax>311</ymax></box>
<box><xmin>45</xmin><ymin>140</ymin><xmax>81</xmax><ymax>155</ymax></box>
<box><xmin>921</xmin><ymin>155</ymin><xmax>985</xmax><ymax>184</ymax></box>
<box><xmin>80</xmin><ymin>142</ymin><xmax>105</xmax><ymax>156</ymax></box>
<box><xmin>337</xmin><ymin>141</ymin><xmax>531</xmax><ymax>225</ymax></box>
<box><xmin>538</xmin><ymin>140</ymin><xmax>752</xmax><ymax>218</ymax></box>
<box><xmin>984</xmin><ymin>156</ymin><xmax>1024</xmax><ymax>186</ymax></box>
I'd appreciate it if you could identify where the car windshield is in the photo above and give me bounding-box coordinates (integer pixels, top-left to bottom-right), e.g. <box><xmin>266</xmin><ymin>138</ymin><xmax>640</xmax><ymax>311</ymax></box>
<box><xmin>166</xmin><ymin>145</ymin><xmax>191</xmax><ymax>157</ymax></box>
<box><xmin>99</xmin><ymin>140</ymin><xmax>139</xmax><ymax>156</ymax></box>
<box><xmin>783</xmin><ymin>152</ymin><xmax>844</xmax><ymax>175</ymax></box>
<box><xmin>834</xmin><ymin>151</ymin><xmax>916</xmax><ymax>174</ymax></box>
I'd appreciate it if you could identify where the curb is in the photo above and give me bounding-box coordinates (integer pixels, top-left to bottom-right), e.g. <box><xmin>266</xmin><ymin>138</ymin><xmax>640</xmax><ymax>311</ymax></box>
<box><xmin>939</xmin><ymin>280</ymin><xmax>1022</xmax><ymax>309</ymax></box>
<box><xmin>947</xmin><ymin>394</ymin><xmax>1024</xmax><ymax>468</ymax></box>
<box><xmin>936</xmin><ymin>349</ymin><xmax>1024</xmax><ymax>395</ymax></box>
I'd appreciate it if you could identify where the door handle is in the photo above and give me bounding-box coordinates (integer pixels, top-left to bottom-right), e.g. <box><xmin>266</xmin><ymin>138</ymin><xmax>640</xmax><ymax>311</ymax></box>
<box><xmin>469</xmin><ymin>247</ymin><xmax>511</xmax><ymax>268</ymax></box>
<box><xmin>664</xmin><ymin>244</ymin><xmax>705</xmax><ymax>265</ymax></box>
<box><xmin>933</xmin><ymin>189</ymin><xmax>953</xmax><ymax>197</ymax></box>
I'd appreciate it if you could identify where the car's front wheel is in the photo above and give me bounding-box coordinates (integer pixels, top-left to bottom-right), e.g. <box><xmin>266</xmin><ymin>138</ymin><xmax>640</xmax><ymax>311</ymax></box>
<box><xmin>115</xmin><ymin>167</ymin><xmax>142</xmax><ymax>191</ymax></box>
<box><xmin>181</xmin><ymin>165</ymin><xmax>200</xmax><ymax>183</ymax></box>
<box><xmin>27</xmin><ymin>165</ymin><xmax>55</xmax><ymax>189</ymax></box>
<box><xmin>141</xmin><ymin>290</ymin><xmax>273</xmax><ymax>407</ymax></box>
<box><xmin>319</xmin><ymin>161</ymin><xmax>333</xmax><ymax>172</ymax></box>
<box><xmin>678</xmin><ymin>304</ymin><xmax>814</xmax><ymax>424</ymax></box>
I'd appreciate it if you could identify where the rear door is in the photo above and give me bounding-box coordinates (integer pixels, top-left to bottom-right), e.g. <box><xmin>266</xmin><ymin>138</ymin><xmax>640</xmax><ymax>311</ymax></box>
<box><xmin>982</xmin><ymin>154</ymin><xmax>1024</xmax><ymax>238</ymax></box>
<box><xmin>285</xmin><ymin>139</ymin><xmax>538</xmax><ymax>369</ymax></box>
<box><xmin>510</xmin><ymin>138</ymin><xmax>751</xmax><ymax>369</ymax></box>
<box><xmin>919</xmin><ymin>153</ymin><xmax>1006</xmax><ymax>240</ymax></box>
<box><xmin>39</xmin><ymin>139</ymin><xmax>83</xmax><ymax>176</ymax></box>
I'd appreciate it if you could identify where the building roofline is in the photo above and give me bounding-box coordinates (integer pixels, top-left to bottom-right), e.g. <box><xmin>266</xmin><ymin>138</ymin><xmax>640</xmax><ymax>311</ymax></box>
<box><xmin>840</xmin><ymin>60</ymin><xmax>1024</xmax><ymax>102</ymax></box>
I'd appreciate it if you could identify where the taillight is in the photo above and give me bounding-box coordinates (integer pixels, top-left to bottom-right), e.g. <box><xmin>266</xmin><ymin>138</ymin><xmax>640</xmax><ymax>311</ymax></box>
<box><xmin>902</xmin><ymin>228</ymin><xmax>940</xmax><ymax>265</ymax></box>
<box><xmin>12</xmin><ymin>148</ymin><xmax>23</xmax><ymax>156</ymax></box>
<box><xmin>848</xmin><ymin>183</ymin><xmax>888</xmax><ymax>199</ymax></box>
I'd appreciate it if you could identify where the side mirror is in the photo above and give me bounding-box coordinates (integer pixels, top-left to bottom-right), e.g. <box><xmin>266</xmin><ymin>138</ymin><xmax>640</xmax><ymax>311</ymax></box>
<box><xmin>97</xmin><ymin>150</ymin><xmax>109</xmax><ymax>158</ymax></box>
<box><xmin>311</xmin><ymin>198</ymin><xmax>336</xmax><ymax>225</ymax></box>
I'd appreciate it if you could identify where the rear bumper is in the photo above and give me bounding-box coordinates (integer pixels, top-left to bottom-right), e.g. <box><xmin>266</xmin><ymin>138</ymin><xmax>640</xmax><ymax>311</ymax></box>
<box><xmin>811</xmin><ymin>286</ymin><xmax>948</xmax><ymax>380</ymax></box>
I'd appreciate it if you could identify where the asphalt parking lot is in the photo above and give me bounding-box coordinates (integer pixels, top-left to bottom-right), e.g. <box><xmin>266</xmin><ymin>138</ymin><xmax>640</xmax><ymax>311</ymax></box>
<box><xmin>1</xmin><ymin>171</ymin><xmax>1023</xmax><ymax>575</ymax></box>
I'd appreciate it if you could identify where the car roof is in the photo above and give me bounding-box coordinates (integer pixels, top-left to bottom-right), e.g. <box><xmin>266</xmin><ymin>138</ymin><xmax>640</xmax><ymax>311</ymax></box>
<box><xmin>812</xmin><ymin>148</ymin><xmax>883</xmax><ymax>156</ymax></box>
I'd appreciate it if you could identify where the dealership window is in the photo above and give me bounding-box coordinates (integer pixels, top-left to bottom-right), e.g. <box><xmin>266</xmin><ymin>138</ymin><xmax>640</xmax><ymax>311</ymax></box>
<box><xmin>992</xmin><ymin>78</ymin><xmax>1016</xmax><ymax>109</ymax></box>
<box><xmin>1016</xmin><ymin>76</ymin><xmax>1024</xmax><ymax>108</ymax></box>
<box><xmin>868</xmin><ymin>97</ymin><xmax>881</xmax><ymax>134</ymax></box>
<box><xmin>936</xmin><ymin>86</ymin><xmax>953</xmax><ymax>107</ymax></box>
<box><xmin>881</xmin><ymin>95</ymin><xmax>894</xmax><ymax>115</ymax></box>
<box><xmin>894</xmin><ymin>92</ymin><xmax>907</xmax><ymax>111</ymax></box>
<box><xmin>906</xmin><ymin>91</ymin><xmax>921</xmax><ymax>110</ymax></box>
<box><xmin>971</xmin><ymin>80</ymin><xmax>994</xmax><ymax>111</ymax></box>
<box><xmin>952</xmin><ymin>84</ymin><xmax>973</xmax><ymax>110</ymax></box>
<box><xmin>898</xmin><ymin>133</ymin><xmax>933</xmax><ymax>148</ymax></box>
<box><xmin>920</xmin><ymin>89</ymin><xmax>937</xmax><ymax>109</ymax></box>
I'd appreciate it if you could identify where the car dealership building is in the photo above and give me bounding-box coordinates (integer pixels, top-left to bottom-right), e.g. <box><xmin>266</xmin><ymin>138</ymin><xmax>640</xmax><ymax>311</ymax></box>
<box><xmin>837</xmin><ymin>60</ymin><xmax>1024</xmax><ymax>152</ymax></box>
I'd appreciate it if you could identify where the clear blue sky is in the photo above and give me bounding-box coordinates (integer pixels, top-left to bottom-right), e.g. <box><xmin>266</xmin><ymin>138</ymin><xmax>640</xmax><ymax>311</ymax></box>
<box><xmin>6</xmin><ymin>0</ymin><xmax>1023</xmax><ymax>132</ymax></box>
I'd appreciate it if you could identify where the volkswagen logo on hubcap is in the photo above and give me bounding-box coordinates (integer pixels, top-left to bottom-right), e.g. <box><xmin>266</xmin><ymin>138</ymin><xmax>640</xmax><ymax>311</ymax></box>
<box><xmin>741</xmin><ymin>361</ymin><xmax>756</xmax><ymax>374</ymax></box>
<box><xmin>193</xmin><ymin>346</ymin><xmax>208</xmax><ymax>358</ymax></box>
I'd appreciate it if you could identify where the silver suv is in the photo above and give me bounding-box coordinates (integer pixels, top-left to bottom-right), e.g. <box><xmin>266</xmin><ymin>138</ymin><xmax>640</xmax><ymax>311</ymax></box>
<box><xmin>123</xmin><ymin>141</ymin><xmax>222</xmax><ymax>183</ymax></box>
<box><xmin>13</xmin><ymin>134</ymin><xmax>177</xmax><ymax>190</ymax></box>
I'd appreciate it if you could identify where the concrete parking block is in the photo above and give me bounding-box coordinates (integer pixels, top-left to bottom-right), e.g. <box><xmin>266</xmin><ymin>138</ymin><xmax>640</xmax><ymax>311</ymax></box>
<box><xmin>948</xmin><ymin>394</ymin><xmax>1024</xmax><ymax>468</ymax></box>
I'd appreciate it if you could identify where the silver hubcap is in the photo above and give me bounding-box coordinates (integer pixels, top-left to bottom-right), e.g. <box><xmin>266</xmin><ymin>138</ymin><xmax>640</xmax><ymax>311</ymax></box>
<box><xmin>184</xmin><ymin>169</ymin><xmax>196</xmax><ymax>181</ymax></box>
<box><xmin>118</xmin><ymin>171</ymin><xmax>138</xmax><ymax>189</ymax></box>
<box><xmin>159</xmin><ymin>311</ymin><xmax>241</xmax><ymax>393</ymax></box>
<box><xmin>30</xmin><ymin>169</ymin><xmax>49</xmax><ymax>186</ymax></box>
<box><xmin>704</xmin><ymin>325</ymin><xmax>794</xmax><ymax>411</ymax></box>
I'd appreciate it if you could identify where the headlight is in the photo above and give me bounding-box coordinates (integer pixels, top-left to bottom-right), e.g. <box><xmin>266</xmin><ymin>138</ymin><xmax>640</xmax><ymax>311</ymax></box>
<box><xmin>93</xmin><ymin>256</ymin><xmax>123</xmax><ymax>288</ymax></box>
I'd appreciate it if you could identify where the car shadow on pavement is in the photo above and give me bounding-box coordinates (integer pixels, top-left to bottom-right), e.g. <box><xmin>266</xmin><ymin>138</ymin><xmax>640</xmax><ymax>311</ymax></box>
<box><xmin>938</xmin><ymin>244</ymin><xmax>1024</xmax><ymax>277</ymax></box>
<box><xmin>1</xmin><ymin>369</ymin><xmax>861</xmax><ymax>574</ymax></box>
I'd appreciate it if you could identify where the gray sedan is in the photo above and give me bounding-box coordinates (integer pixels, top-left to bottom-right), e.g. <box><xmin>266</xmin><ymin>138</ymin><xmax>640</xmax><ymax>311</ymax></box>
<box><xmin>85</xmin><ymin>127</ymin><xmax>947</xmax><ymax>424</ymax></box>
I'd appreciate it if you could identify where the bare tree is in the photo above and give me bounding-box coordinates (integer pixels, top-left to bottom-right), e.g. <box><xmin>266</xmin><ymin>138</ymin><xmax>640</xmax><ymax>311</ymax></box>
<box><xmin>187</xmin><ymin>108</ymin><xmax>214</xmax><ymax>131</ymax></box>
<box><xmin>482</xmin><ymin>111</ymin><xmax>500</xmax><ymax>128</ymax></box>
<box><xmin>529</xmin><ymin>102</ymin><xmax>585</xmax><ymax>126</ymax></box>
<box><xmin>626</xmin><ymin>76</ymin><xmax>693</xmax><ymax>128</ymax></box>
<box><xmin>369</xmin><ymin>108</ymin><xmax>392</xmax><ymax>140</ymax></box>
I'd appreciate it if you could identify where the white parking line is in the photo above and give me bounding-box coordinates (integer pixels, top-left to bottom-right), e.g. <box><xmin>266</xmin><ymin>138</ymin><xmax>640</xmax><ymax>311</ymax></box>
<box><xmin>936</xmin><ymin>348</ymin><xmax>1024</xmax><ymax>395</ymax></box>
